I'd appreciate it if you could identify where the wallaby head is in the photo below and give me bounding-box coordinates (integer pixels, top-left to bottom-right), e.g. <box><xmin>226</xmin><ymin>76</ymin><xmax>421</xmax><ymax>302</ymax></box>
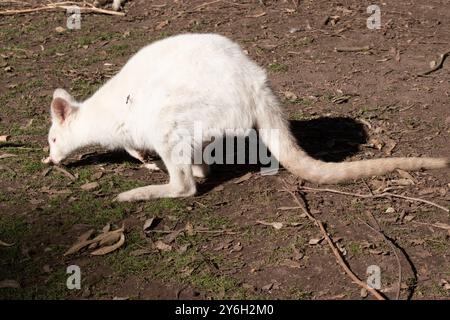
<box><xmin>43</xmin><ymin>88</ymin><xmax>79</xmax><ymax>165</ymax></box>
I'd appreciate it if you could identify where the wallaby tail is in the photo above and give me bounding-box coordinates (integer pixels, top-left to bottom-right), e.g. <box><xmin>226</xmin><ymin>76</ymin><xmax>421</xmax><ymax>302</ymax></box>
<box><xmin>254</xmin><ymin>89</ymin><xmax>448</xmax><ymax>184</ymax></box>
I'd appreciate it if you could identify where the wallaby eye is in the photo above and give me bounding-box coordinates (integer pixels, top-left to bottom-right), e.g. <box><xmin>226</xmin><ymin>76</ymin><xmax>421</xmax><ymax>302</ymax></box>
<box><xmin>52</xmin><ymin>138</ymin><xmax>56</xmax><ymax>143</ymax></box>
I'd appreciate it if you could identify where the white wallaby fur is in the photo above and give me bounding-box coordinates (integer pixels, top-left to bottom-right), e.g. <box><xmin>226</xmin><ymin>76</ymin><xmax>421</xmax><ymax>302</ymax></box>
<box><xmin>93</xmin><ymin>0</ymin><xmax>126</xmax><ymax>11</ymax></box>
<box><xmin>44</xmin><ymin>33</ymin><xmax>448</xmax><ymax>201</ymax></box>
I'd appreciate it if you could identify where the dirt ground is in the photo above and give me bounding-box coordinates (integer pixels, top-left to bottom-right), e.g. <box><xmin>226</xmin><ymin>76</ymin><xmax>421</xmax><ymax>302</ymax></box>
<box><xmin>0</xmin><ymin>0</ymin><xmax>449</xmax><ymax>300</ymax></box>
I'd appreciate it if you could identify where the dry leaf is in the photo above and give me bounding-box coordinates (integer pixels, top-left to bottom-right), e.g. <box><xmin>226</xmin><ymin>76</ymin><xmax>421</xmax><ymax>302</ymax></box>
<box><xmin>281</xmin><ymin>259</ymin><xmax>301</xmax><ymax>269</ymax></box>
<box><xmin>383</xmin><ymin>138</ymin><xmax>397</xmax><ymax>156</ymax></box>
<box><xmin>0</xmin><ymin>279</ymin><xmax>20</xmax><ymax>289</ymax></box>
<box><xmin>283</xmin><ymin>91</ymin><xmax>298</xmax><ymax>102</ymax></box>
<box><xmin>102</xmin><ymin>223</ymin><xmax>111</xmax><ymax>233</ymax></box>
<box><xmin>368</xmin><ymin>249</ymin><xmax>389</xmax><ymax>255</ymax></box>
<box><xmin>292</xmin><ymin>246</ymin><xmax>304</xmax><ymax>261</ymax></box>
<box><xmin>230</xmin><ymin>242</ymin><xmax>243</xmax><ymax>253</ymax></box>
<box><xmin>385</xmin><ymin>207</ymin><xmax>395</xmax><ymax>213</ymax></box>
<box><xmin>163</xmin><ymin>230</ymin><xmax>182</xmax><ymax>244</ymax></box>
<box><xmin>256</xmin><ymin>220</ymin><xmax>283</xmax><ymax>230</ymax></box>
<box><xmin>360</xmin><ymin>288</ymin><xmax>368</xmax><ymax>298</ymax></box>
<box><xmin>262</xmin><ymin>282</ymin><xmax>274</xmax><ymax>291</ymax></box>
<box><xmin>418</xmin><ymin>187</ymin><xmax>438</xmax><ymax>196</ymax></box>
<box><xmin>64</xmin><ymin>227</ymin><xmax>124</xmax><ymax>256</ymax></box>
<box><xmin>143</xmin><ymin>217</ymin><xmax>156</xmax><ymax>233</ymax></box>
<box><xmin>390</xmin><ymin>178</ymin><xmax>414</xmax><ymax>186</ymax></box>
<box><xmin>43</xmin><ymin>265</ymin><xmax>52</xmax><ymax>273</ymax></box>
<box><xmin>396</xmin><ymin>169</ymin><xmax>416</xmax><ymax>183</ymax></box>
<box><xmin>0</xmin><ymin>239</ymin><xmax>14</xmax><ymax>247</ymax></box>
<box><xmin>0</xmin><ymin>135</ymin><xmax>10</xmax><ymax>142</ymax></box>
<box><xmin>234</xmin><ymin>172</ymin><xmax>252</xmax><ymax>184</ymax></box>
<box><xmin>246</xmin><ymin>11</ymin><xmax>266</xmax><ymax>18</ymax></box>
<box><xmin>213</xmin><ymin>185</ymin><xmax>224</xmax><ymax>192</ymax></box>
<box><xmin>177</xmin><ymin>244</ymin><xmax>189</xmax><ymax>254</ymax></box>
<box><xmin>440</xmin><ymin>279</ymin><xmax>450</xmax><ymax>291</ymax></box>
<box><xmin>130</xmin><ymin>248</ymin><xmax>153</xmax><ymax>256</ymax></box>
<box><xmin>154</xmin><ymin>240</ymin><xmax>172</xmax><ymax>252</ymax></box>
<box><xmin>91</xmin><ymin>171</ymin><xmax>103</xmax><ymax>180</ymax></box>
<box><xmin>155</xmin><ymin>20</ymin><xmax>169</xmax><ymax>30</ymax></box>
<box><xmin>54</xmin><ymin>166</ymin><xmax>76</xmax><ymax>180</ymax></box>
<box><xmin>99</xmin><ymin>231</ymin><xmax>122</xmax><ymax>246</ymax></box>
<box><xmin>185</xmin><ymin>222</ymin><xmax>195</xmax><ymax>236</ymax></box>
<box><xmin>77</xmin><ymin>229</ymin><xmax>95</xmax><ymax>242</ymax></box>
<box><xmin>64</xmin><ymin>239</ymin><xmax>96</xmax><ymax>256</ymax></box>
<box><xmin>309</xmin><ymin>237</ymin><xmax>323</xmax><ymax>245</ymax></box>
<box><xmin>91</xmin><ymin>233</ymin><xmax>125</xmax><ymax>255</ymax></box>
<box><xmin>80</xmin><ymin>182</ymin><xmax>99</xmax><ymax>191</ymax></box>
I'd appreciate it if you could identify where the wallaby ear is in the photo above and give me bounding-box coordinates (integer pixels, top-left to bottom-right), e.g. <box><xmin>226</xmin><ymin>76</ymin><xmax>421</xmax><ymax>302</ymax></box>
<box><xmin>51</xmin><ymin>97</ymin><xmax>75</xmax><ymax>123</ymax></box>
<box><xmin>53</xmin><ymin>88</ymin><xmax>76</xmax><ymax>104</ymax></box>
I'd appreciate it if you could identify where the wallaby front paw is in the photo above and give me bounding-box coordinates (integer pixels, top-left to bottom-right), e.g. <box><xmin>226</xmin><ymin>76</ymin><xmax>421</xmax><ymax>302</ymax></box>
<box><xmin>114</xmin><ymin>191</ymin><xmax>137</xmax><ymax>202</ymax></box>
<box><xmin>142</xmin><ymin>163</ymin><xmax>162</xmax><ymax>171</ymax></box>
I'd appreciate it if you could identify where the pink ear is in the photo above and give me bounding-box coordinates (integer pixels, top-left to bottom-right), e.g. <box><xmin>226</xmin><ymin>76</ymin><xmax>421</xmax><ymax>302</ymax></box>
<box><xmin>51</xmin><ymin>97</ymin><xmax>73</xmax><ymax>123</ymax></box>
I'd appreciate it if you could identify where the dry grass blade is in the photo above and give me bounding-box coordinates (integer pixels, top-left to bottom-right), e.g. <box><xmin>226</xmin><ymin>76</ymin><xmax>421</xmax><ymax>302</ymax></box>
<box><xmin>281</xmin><ymin>179</ymin><xmax>386</xmax><ymax>300</ymax></box>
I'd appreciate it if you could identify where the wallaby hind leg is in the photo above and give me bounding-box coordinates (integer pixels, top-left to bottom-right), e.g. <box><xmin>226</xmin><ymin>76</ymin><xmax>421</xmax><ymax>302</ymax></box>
<box><xmin>125</xmin><ymin>148</ymin><xmax>164</xmax><ymax>171</ymax></box>
<box><xmin>115</xmin><ymin>152</ymin><xmax>197</xmax><ymax>201</ymax></box>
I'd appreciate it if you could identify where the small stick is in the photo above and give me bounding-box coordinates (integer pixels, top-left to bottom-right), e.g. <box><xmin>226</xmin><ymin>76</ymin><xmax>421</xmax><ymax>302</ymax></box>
<box><xmin>0</xmin><ymin>2</ymin><xmax>125</xmax><ymax>15</ymax></box>
<box><xmin>411</xmin><ymin>221</ymin><xmax>450</xmax><ymax>231</ymax></box>
<box><xmin>335</xmin><ymin>46</ymin><xmax>371</xmax><ymax>53</ymax></box>
<box><xmin>298</xmin><ymin>186</ymin><xmax>449</xmax><ymax>213</ymax></box>
<box><xmin>147</xmin><ymin>229</ymin><xmax>237</xmax><ymax>235</ymax></box>
<box><xmin>417</xmin><ymin>51</ymin><xmax>450</xmax><ymax>77</ymax></box>
<box><xmin>359</xmin><ymin>214</ymin><xmax>402</xmax><ymax>300</ymax></box>
<box><xmin>282</xmin><ymin>180</ymin><xmax>386</xmax><ymax>300</ymax></box>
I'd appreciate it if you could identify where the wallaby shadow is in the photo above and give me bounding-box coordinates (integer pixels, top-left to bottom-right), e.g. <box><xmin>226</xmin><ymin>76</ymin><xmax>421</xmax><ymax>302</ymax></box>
<box><xmin>199</xmin><ymin>116</ymin><xmax>368</xmax><ymax>194</ymax></box>
<box><xmin>66</xmin><ymin>117</ymin><xmax>368</xmax><ymax>194</ymax></box>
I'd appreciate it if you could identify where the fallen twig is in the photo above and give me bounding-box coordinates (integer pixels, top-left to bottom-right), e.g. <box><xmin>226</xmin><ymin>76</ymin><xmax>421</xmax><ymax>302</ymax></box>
<box><xmin>298</xmin><ymin>186</ymin><xmax>449</xmax><ymax>213</ymax></box>
<box><xmin>281</xmin><ymin>179</ymin><xmax>386</xmax><ymax>300</ymax></box>
<box><xmin>147</xmin><ymin>229</ymin><xmax>237</xmax><ymax>235</ymax></box>
<box><xmin>0</xmin><ymin>1</ymin><xmax>125</xmax><ymax>15</ymax></box>
<box><xmin>417</xmin><ymin>51</ymin><xmax>450</xmax><ymax>77</ymax></box>
<box><xmin>359</xmin><ymin>214</ymin><xmax>402</xmax><ymax>300</ymax></box>
<box><xmin>411</xmin><ymin>221</ymin><xmax>450</xmax><ymax>231</ymax></box>
<box><xmin>335</xmin><ymin>46</ymin><xmax>371</xmax><ymax>53</ymax></box>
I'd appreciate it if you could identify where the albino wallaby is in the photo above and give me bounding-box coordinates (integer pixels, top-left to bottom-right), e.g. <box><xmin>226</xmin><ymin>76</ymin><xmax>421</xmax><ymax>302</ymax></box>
<box><xmin>43</xmin><ymin>33</ymin><xmax>448</xmax><ymax>202</ymax></box>
<box><xmin>94</xmin><ymin>0</ymin><xmax>126</xmax><ymax>11</ymax></box>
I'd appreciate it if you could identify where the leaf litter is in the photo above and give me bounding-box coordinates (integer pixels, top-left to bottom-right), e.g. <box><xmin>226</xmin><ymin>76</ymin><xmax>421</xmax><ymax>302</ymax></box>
<box><xmin>64</xmin><ymin>224</ymin><xmax>125</xmax><ymax>256</ymax></box>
